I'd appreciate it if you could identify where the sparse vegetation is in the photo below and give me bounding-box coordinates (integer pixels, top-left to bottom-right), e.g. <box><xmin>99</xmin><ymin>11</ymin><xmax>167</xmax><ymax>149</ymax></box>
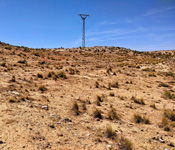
<box><xmin>107</xmin><ymin>67</ymin><xmax>112</xmax><ymax>74</ymax></box>
<box><xmin>69</xmin><ymin>67</ymin><xmax>79</xmax><ymax>75</ymax></box>
<box><xmin>111</xmin><ymin>81</ymin><xmax>119</xmax><ymax>88</ymax></box>
<box><xmin>0</xmin><ymin>42</ymin><xmax>175</xmax><ymax>149</ymax></box>
<box><xmin>109</xmin><ymin>92</ymin><xmax>115</xmax><ymax>96</ymax></box>
<box><xmin>95</xmin><ymin>81</ymin><xmax>99</xmax><ymax>88</ymax></box>
<box><xmin>119</xmin><ymin>137</ymin><xmax>133</xmax><ymax>150</ymax></box>
<box><xmin>163</xmin><ymin>90</ymin><xmax>175</xmax><ymax>99</ymax></box>
<box><xmin>93</xmin><ymin>107</ymin><xmax>102</xmax><ymax>119</ymax></box>
<box><xmin>57</xmin><ymin>71</ymin><xmax>67</xmax><ymax>79</ymax></box>
<box><xmin>133</xmin><ymin>114</ymin><xmax>150</xmax><ymax>124</ymax></box>
<box><xmin>37</xmin><ymin>73</ymin><xmax>43</xmax><ymax>78</ymax></box>
<box><xmin>49</xmin><ymin>124</ymin><xmax>55</xmax><ymax>129</ymax></box>
<box><xmin>96</xmin><ymin>95</ymin><xmax>103</xmax><ymax>102</ymax></box>
<box><xmin>10</xmin><ymin>75</ymin><xmax>16</xmax><ymax>82</ymax></box>
<box><xmin>82</xmin><ymin>103</ymin><xmax>87</xmax><ymax>110</ymax></box>
<box><xmin>38</xmin><ymin>85</ymin><xmax>47</xmax><ymax>92</ymax></box>
<box><xmin>148</xmin><ymin>73</ymin><xmax>156</xmax><ymax>77</ymax></box>
<box><xmin>142</xmin><ymin>68</ymin><xmax>155</xmax><ymax>72</ymax></box>
<box><xmin>150</xmin><ymin>103</ymin><xmax>157</xmax><ymax>109</ymax></box>
<box><xmin>164</xmin><ymin>110</ymin><xmax>175</xmax><ymax>122</ymax></box>
<box><xmin>108</xmin><ymin>108</ymin><xmax>120</xmax><ymax>120</ymax></box>
<box><xmin>159</xmin><ymin>117</ymin><xmax>171</xmax><ymax>131</ymax></box>
<box><xmin>158</xmin><ymin>82</ymin><xmax>170</xmax><ymax>87</ymax></box>
<box><xmin>9</xmin><ymin>98</ymin><xmax>19</xmax><ymax>103</ymax></box>
<box><xmin>131</xmin><ymin>96</ymin><xmax>145</xmax><ymax>105</ymax></box>
<box><xmin>0</xmin><ymin>62</ymin><xmax>6</xmax><ymax>67</ymax></box>
<box><xmin>106</xmin><ymin>125</ymin><xmax>116</xmax><ymax>138</ymax></box>
<box><xmin>72</xmin><ymin>102</ymin><xmax>80</xmax><ymax>115</ymax></box>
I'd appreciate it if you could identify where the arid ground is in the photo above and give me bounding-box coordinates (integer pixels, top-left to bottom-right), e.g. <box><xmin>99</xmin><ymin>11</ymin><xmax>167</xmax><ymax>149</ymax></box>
<box><xmin>0</xmin><ymin>42</ymin><xmax>175</xmax><ymax>150</ymax></box>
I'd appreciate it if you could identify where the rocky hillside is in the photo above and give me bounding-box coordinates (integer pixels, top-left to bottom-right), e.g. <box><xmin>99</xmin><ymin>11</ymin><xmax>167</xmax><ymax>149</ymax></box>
<box><xmin>0</xmin><ymin>42</ymin><xmax>175</xmax><ymax>150</ymax></box>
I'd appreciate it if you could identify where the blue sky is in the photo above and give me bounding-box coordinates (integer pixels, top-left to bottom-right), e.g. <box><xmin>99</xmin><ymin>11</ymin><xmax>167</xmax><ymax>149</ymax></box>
<box><xmin>0</xmin><ymin>0</ymin><xmax>175</xmax><ymax>51</ymax></box>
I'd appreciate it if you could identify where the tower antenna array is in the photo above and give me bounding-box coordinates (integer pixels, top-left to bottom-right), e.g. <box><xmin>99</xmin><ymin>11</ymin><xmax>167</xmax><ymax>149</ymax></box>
<box><xmin>78</xmin><ymin>14</ymin><xmax>89</xmax><ymax>48</ymax></box>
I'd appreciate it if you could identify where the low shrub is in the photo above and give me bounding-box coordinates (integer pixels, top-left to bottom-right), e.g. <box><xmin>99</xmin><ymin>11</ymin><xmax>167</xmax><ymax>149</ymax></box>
<box><xmin>57</xmin><ymin>71</ymin><xmax>67</xmax><ymax>79</ymax></box>
<box><xmin>106</xmin><ymin>125</ymin><xmax>116</xmax><ymax>138</ymax></box>
<box><xmin>131</xmin><ymin>96</ymin><xmax>145</xmax><ymax>105</ymax></box>
<box><xmin>0</xmin><ymin>62</ymin><xmax>6</xmax><ymax>67</ymax></box>
<box><xmin>10</xmin><ymin>75</ymin><xmax>16</xmax><ymax>82</ymax></box>
<box><xmin>133</xmin><ymin>114</ymin><xmax>150</xmax><ymax>124</ymax></box>
<box><xmin>93</xmin><ymin>107</ymin><xmax>102</xmax><ymax>119</ymax></box>
<box><xmin>150</xmin><ymin>103</ymin><xmax>157</xmax><ymax>109</ymax></box>
<box><xmin>164</xmin><ymin>110</ymin><xmax>175</xmax><ymax>122</ymax></box>
<box><xmin>119</xmin><ymin>137</ymin><xmax>133</xmax><ymax>150</ymax></box>
<box><xmin>111</xmin><ymin>81</ymin><xmax>119</xmax><ymax>88</ymax></box>
<box><xmin>95</xmin><ymin>81</ymin><xmax>99</xmax><ymax>88</ymax></box>
<box><xmin>72</xmin><ymin>102</ymin><xmax>80</xmax><ymax>115</ymax></box>
<box><xmin>109</xmin><ymin>92</ymin><xmax>115</xmax><ymax>96</ymax></box>
<box><xmin>108</xmin><ymin>108</ymin><xmax>120</xmax><ymax>120</ymax></box>
<box><xmin>163</xmin><ymin>90</ymin><xmax>175</xmax><ymax>100</ymax></box>
<box><xmin>158</xmin><ymin>82</ymin><xmax>170</xmax><ymax>88</ymax></box>
<box><xmin>37</xmin><ymin>73</ymin><xmax>43</xmax><ymax>78</ymax></box>
<box><xmin>159</xmin><ymin>116</ymin><xmax>171</xmax><ymax>131</ymax></box>
<box><xmin>39</xmin><ymin>85</ymin><xmax>47</xmax><ymax>92</ymax></box>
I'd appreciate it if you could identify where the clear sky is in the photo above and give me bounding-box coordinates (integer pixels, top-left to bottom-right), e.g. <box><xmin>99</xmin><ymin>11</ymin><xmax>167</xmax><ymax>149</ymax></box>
<box><xmin>0</xmin><ymin>0</ymin><xmax>175</xmax><ymax>51</ymax></box>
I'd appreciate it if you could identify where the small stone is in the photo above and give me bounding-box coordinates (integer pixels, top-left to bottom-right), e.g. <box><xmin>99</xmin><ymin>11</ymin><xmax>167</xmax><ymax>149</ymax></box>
<box><xmin>86</xmin><ymin>134</ymin><xmax>90</xmax><ymax>136</ymax></box>
<box><xmin>164</xmin><ymin>149</ymin><xmax>169</xmax><ymax>150</ymax></box>
<box><xmin>0</xmin><ymin>141</ymin><xmax>3</xmax><ymax>144</ymax></box>
<box><xmin>57</xmin><ymin>122</ymin><xmax>61</xmax><ymax>124</ymax></box>
<box><xmin>107</xmin><ymin>145</ymin><xmax>111</xmax><ymax>148</ymax></box>
<box><xmin>159</xmin><ymin>137</ymin><xmax>165</xmax><ymax>143</ymax></box>
<box><xmin>41</xmin><ymin>105</ymin><xmax>49</xmax><ymax>110</ymax></box>
<box><xmin>128</xmin><ymin>124</ymin><xmax>133</xmax><ymax>127</ymax></box>
<box><xmin>12</xmin><ymin>91</ymin><xmax>19</xmax><ymax>95</ymax></box>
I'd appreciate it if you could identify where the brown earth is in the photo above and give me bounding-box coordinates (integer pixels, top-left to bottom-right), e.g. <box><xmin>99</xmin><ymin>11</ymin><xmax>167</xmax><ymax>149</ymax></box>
<box><xmin>0</xmin><ymin>42</ymin><xmax>175</xmax><ymax>150</ymax></box>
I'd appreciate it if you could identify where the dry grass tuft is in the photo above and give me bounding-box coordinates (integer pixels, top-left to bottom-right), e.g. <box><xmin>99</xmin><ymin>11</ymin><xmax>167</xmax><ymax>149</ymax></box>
<box><xmin>106</xmin><ymin>125</ymin><xmax>116</xmax><ymax>138</ymax></box>
<box><xmin>150</xmin><ymin>103</ymin><xmax>157</xmax><ymax>109</ymax></box>
<box><xmin>119</xmin><ymin>136</ymin><xmax>133</xmax><ymax>150</ymax></box>
<box><xmin>163</xmin><ymin>90</ymin><xmax>175</xmax><ymax>100</ymax></box>
<box><xmin>72</xmin><ymin>101</ymin><xmax>80</xmax><ymax>115</ymax></box>
<box><xmin>133</xmin><ymin>114</ymin><xmax>150</xmax><ymax>124</ymax></box>
<box><xmin>38</xmin><ymin>85</ymin><xmax>47</xmax><ymax>92</ymax></box>
<box><xmin>131</xmin><ymin>96</ymin><xmax>145</xmax><ymax>105</ymax></box>
<box><xmin>108</xmin><ymin>108</ymin><xmax>120</xmax><ymax>120</ymax></box>
<box><xmin>164</xmin><ymin>110</ymin><xmax>175</xmax><ymax>122</ymax></box>
<box><xmin>93</xmin><ymin>107</ymin><xmax>103</xmax><ymax>119</ymax></box>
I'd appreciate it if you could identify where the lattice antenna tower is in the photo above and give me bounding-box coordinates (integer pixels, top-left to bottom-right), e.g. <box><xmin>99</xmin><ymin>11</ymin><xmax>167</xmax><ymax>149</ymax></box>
<box><xmin>78</xmin><ymin>14</ymin><xmax>89</xmax><ymax>48</ymax></box>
